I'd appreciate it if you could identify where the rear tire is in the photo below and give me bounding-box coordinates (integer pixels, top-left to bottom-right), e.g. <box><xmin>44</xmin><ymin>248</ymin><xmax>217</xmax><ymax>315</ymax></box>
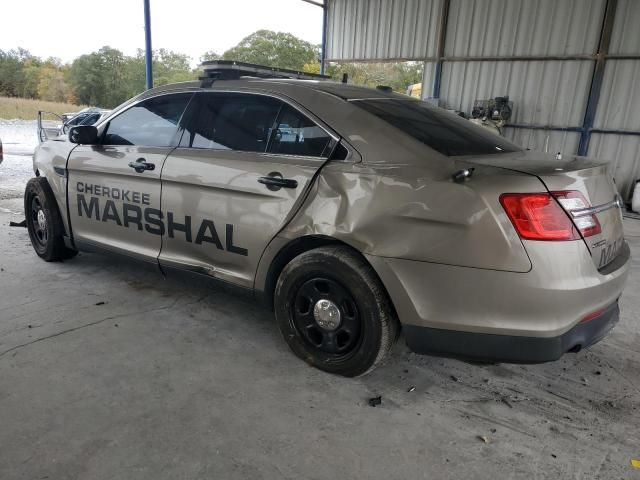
<box><xmin>24</xmin><ymin>177</ymin><xmax>77</xmax><ymax>261</ymax></box>
<box><xmin>274</xmin><ymin>245</ymin><xmax>399</xmax><ymax>377</ymax></box>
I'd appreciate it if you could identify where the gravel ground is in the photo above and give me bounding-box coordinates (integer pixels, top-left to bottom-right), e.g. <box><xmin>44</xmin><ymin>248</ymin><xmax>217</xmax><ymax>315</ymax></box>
<box><xmin>1</xmin><ymin>123</ymin><xmax>639</xmax><ymax>479</ymax></box>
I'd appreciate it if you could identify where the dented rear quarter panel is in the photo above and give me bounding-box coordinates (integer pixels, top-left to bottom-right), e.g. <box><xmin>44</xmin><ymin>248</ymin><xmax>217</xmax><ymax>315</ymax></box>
<box><xmin>273</xmin><ymin>159</ymin><xmax>539</xmax><ymax>273</ymax></box>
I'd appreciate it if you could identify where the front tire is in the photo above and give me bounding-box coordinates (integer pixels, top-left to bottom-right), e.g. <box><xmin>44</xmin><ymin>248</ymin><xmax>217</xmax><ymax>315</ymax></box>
<box><xmin>274</xmin><ymin>245</ymin><xmax>399</xmax><ymax>377</ymax></box>
<box><xmin>24</xmin><ymin>177</ymin><xmax>77</xmax><ymax>261</ymax></box>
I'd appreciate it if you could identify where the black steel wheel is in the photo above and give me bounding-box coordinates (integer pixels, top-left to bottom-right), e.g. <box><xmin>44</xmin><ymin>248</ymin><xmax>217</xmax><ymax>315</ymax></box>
<box><xmin>292</xmin><ymin>277</ymin><xmax>362</xmax><ymax>355</ymax></box>
<box><xmin>275</xmin><ymin>245</ymin><xmax>399</xmax><ymax>377</ymax></box>
<box><xmin>24</xmin><ymin>177</ymin><xmax>77</xmax><ymax>261</ymax></box>
<box><xmin>29</xmin><ymin>195</ymin><xmax>49</xmax><ymax>249</ymax></box>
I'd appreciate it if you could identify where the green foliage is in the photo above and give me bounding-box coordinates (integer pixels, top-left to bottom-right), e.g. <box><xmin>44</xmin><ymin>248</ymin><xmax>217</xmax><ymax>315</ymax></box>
<box><xmin>122</xmin><ymin>49</ymin><xmax>199</xmax><ymax>100</ymax></box>
<box><xmin>153</xmin><ymin>49</ymin><xmax>196</xmax><ymax>85</ymax></box>
<box><xmin>0</xmin><ymin>48</ymin><xmax>31</xmax><ymax>97</ymax></box>
<box><xmin>201</xmin><ymin>51</ymin><xmax>221</xmax><ymax>63</ymax></box>
<box><xmin>70</xmin><ymin>47</ymin><xmax>197</xmax><ymax>108</ymax></box>
<box><xmin>328</xmin><ymin>62</ymin><xmax>423</xmax><ymax>93</ymax></box>
<box><xmin>70</xmin><ymin>47</ymin><xmax>129</xmax><ymax>108</ymax></box>
<box><xmin>222</xmin><ymin>30</ymin><xmax>319</xmax><ymax>70</ymax></box>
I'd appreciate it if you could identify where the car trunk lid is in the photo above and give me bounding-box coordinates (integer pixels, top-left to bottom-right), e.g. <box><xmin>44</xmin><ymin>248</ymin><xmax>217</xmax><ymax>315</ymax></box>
<box><xmin>464</xmin><ymin>151</ymin><xmax>625</xmax><ymax>270</ymax></box>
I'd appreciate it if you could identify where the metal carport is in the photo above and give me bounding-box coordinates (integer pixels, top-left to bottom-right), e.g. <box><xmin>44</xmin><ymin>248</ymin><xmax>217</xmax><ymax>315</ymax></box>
<box><xmin>322</xmin><ymin>0</ymin><xmax>640</xmax><ymax>201</ymax></box>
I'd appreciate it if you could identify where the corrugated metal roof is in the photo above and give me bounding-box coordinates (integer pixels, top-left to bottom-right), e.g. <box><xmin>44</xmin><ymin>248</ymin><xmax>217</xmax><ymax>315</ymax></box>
<box><xmin>594</xmin><ymin>60</ymin><xmax>640</xmax><ymax>131</ymax></box>
<box><xmin>326</xmin><ymin>0</ymin><xmax>442</xmax><ymax>61</ymax></box>
<box><xmin>439</xmin><ymin>60</ymin><xmax>593</xmax><ymax>125</ymax></box>
<box><xmin>609</xmin><ymin>0</ymin><xmax>640</xmax><ymax>55</ymax></box>
<box><xmin>503</xmin><ymin>128</ymin><xmax>580</xmax><ymax>155</ymax></box>
<box><xmin>588</xmin><ymin>133</ymin><xmax>640</xmax><ymax>199</ymax></box>
<box><xmin>445</xmin><ymin>0</ymin><xmax>605</xmax><ymax>57</ymax></box>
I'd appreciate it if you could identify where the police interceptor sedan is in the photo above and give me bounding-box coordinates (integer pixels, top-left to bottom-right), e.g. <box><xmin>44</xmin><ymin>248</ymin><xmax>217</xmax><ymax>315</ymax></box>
<box><xmin>25</xmin><ymin>61</ymin><xmax>630</xmax><ymax>376</ymax></box>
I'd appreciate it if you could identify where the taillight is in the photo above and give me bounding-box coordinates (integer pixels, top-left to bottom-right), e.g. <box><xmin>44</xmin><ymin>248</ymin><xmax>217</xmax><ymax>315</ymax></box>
<box><xmin>500</xmin><ymin>191</ymin><xmax>601</xmax><ymax>241</ymax></box>
<box><xmin>500</xmin><ymin>193</ymin><xmax>580</xmax><ymax>241</ymax></box>
<box><xmin>580</xmin><ymin>308</ymin><xmax>605</xmax><ymax>323</ymax></box>
<box><xmin>551</xmin><ymin>190</ymin><xmax>601</xmax><ymax>237</ymax></box>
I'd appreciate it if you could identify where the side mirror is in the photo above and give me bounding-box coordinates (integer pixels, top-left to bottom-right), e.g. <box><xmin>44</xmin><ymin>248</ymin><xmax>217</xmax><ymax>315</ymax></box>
<box><xmin>69</xmin><ymin>125</ymin><xmax>98</xmax><ymax>144</ymax></box>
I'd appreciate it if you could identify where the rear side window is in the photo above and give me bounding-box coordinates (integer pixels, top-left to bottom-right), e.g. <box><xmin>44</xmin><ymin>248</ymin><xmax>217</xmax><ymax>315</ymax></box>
<box><xmin>103</xmin><ymin>93</ymin><xmax>192</xmax><ymax>147</ymax></box>
<box><xmin>181</xmin><ymin>93</ymin><xmax>281</xmax><ymax>152</ymax></box>
<box><xmin>180</xmin><ymin>92</ymin><xmax>331</xmax><ymax>157</ymax></box>
<box><xmin>267</xmin><ymin>105</ymin><xmax>331</xmax><ymax>157</ymax></box>
<box><xmin>353</xmin><ymin>99</ymin><xmax>521</xmax><ymax>156</ymax></box>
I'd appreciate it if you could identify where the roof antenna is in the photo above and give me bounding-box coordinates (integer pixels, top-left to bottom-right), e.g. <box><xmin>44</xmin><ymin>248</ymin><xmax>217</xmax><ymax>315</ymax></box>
<box><xmin>342</xmin><ymin>73</ymin><xmax>348</xmax><ymax>84</ymax></box>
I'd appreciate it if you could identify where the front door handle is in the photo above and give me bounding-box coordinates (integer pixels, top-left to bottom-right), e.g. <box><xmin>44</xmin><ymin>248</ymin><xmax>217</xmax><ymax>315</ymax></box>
<box><xmin>258</xmin><ymin>173</ymin><xmax>298</xmax><ymax>191</ymax></box>
<box><xmin>128</xmin><ymin>158</ymin><xmax>155</xmax><ymax>173</ymax></box>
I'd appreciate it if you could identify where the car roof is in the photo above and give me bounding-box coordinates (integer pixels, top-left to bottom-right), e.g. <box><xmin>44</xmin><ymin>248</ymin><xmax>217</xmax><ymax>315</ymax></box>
<box><xmin>140</xmin><ymin>78</ymin><xmax>410</xmax><ymax>102</ymax></box>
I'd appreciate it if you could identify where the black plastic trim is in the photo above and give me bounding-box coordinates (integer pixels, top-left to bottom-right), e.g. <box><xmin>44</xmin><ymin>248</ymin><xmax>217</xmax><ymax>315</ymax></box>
<box><xmin>403</xmin><ymin>302</ymin><xmax>619</xmax><ymax>363</ymax></box>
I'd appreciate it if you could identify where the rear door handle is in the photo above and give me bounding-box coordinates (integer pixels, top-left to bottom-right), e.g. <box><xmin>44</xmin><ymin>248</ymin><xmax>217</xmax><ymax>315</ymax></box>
<box><xmin>258</xmin><ymin>173</ymin><xmax>298</xmax><ymax>191</ymax></box>
<box><xmin>128</xmin><ymin>158</ymin><xmax>155</xmax><ymax>173</ymax></box>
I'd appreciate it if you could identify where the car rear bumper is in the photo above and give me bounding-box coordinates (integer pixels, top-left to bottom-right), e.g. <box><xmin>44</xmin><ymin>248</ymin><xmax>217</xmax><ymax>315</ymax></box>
<box><xmin>402</xmin><ymin>301</ymin><xmax>619</xmax><ymax>363</ymax></box>
<box><xmin>365</xmin><ymin>240</ymin><xmax>629</xmax><ymax>354</ymax></box>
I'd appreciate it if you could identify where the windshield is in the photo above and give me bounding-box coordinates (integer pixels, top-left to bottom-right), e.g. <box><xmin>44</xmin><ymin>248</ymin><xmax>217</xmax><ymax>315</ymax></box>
<box><xmin>353</xmin><ymin>99</ymin><xmax>522</xmax><ymax>156</ymax></box>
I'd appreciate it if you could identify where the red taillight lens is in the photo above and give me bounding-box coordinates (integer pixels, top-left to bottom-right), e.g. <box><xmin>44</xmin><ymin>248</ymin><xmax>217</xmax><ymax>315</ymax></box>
<box><xmin>500</xmin><ymin>193</ymin><xmax>581</xmax><ymax>241</ymax></box>
<box><xmin>580</xmin><ymin>308</ymin><xmax>605</xmax><ymax>323</ymax></box>
<box><xmin>551</xmin><ymin>190</ymin><xmax>601</xmax><ymax>237</ymax></box>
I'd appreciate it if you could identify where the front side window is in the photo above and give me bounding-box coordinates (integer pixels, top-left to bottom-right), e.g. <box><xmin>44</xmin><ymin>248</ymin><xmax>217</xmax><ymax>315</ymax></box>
<box><xmin>181</xmin><ymin>93</ymin><xmax>281</xmax><ymax>152</ymax></box>
<box><xmin>103</xmin><ymin>93</ymin><xmax>192</xmax><ymax>147</ymax></box>
<box><xmin>353</xmin><ymin>99</ymin><xmax>522</xmax><ymax>156</ymax></box>
<box><xmin>267</xmin><ymin>105</ymin><xmax>331</xmax><ymax>157</ymax></box>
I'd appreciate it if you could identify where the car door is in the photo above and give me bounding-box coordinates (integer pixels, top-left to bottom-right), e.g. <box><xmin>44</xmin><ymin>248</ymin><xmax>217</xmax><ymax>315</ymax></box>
<box><xmin>67</xmin><ymin>92</ymin><xmax>193</xmax><ymax>261</ymax></box>
<box><xmin>159</xmin><ymin>91</ymin><xmax>337</xmax><ymax>287</ymax></box>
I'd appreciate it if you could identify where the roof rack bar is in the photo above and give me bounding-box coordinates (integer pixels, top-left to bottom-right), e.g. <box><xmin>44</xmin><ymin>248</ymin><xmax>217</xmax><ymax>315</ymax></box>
<box><xmin>199</xmin><ymin>60</ymin><xmax>330</xmax><ymax>87</ymax></box>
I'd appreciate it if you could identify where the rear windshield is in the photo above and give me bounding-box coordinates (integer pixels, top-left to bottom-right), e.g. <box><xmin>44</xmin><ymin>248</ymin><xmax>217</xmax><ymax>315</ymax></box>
<box><xmin>353</xmin><ymin>99</ymin><xmax>521</xmax><ymax>156</ymax></box>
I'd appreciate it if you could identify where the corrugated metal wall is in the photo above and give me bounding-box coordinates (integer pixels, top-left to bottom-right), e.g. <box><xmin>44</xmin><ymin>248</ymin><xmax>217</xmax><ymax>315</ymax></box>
<box><xmin>326</xmin><ymin>0</ymin><xmax>442</xmax><ymax>61</ymax></box>
<box><xmin>326</xmin><ymin>0</ymin><xmax>640</xmax><ymax>200</ymax></box>
<box><xmin>444</xmin><ymin>0</ymin><xmax>604</xmax><ymax>57</ymax></box>
<box><xmin>439</xmin><ymin>60</ymin><xmax>593</xmax><ymax>125</ymax></box>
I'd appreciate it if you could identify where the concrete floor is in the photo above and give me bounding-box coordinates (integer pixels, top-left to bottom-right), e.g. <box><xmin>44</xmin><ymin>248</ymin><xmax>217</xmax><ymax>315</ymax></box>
<box><xmin>1</xmin><ymin>190</ymin><xmax>640</xmax><ymax>479</ymax></box>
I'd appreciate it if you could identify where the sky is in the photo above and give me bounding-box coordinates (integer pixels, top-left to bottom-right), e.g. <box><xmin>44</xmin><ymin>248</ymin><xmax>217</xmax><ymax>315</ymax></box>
<box><xmin>1</xmin><ymin>0</ymin><xmax>324</xmax><ymax>65</ymax></box>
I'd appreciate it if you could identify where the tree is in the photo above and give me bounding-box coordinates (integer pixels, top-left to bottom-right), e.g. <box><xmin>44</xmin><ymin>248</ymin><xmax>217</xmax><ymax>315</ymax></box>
<box><xmin>200</xmin><ymin>51</ymin><xmax>221</xmax><ymax>63</ymax></box>
<box><xmin>222</xmin><ymin>30</ymin><xmax>319</xmax><ymax>71</ymax></box>
<box><xmin>21</xmin><ymin>58</ymin><xmax>42</xmax><ymax>99</ymax></box>
<box><xmin>122</xmin><ymin>48</ymin><xmax>196</xmax><ymax>100</ymax></box>
<box><xmin>153</xmin><ymin>49</ymin><xmax>194</xmax><ymax>85</ymax></box>
<box><xmin>328</xmin><ymin>62</ymin><xmax>423</xmax><ymax>93</ymax></box>
<box><xmin>0</xmin><ymin>48</ymin><xmax>32</xmax><ymax>97</ymax></box>
<box><xmin>70</xmin><ymin>47</ymin><xmax>128</xmax><ymax>107</ymax></box>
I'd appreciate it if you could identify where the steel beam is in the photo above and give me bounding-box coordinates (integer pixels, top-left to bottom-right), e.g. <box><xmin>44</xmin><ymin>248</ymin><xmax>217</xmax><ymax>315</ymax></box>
<box><xmin>144</xmin><ymin>0</ymin><xmax>153</xmax><ymax>90</ymax></box>
<box><xmin>300</xmin><ymin>0</ymin><xmax>325</xmax><ymax>7</ymax></box>
<box><xmin>432</xmin><ymin>0</ymin><xmax>450</xmax><ymax>99</ymax></box>
<box><xmin>321</xmin><ymin>0</ymin><xmax>328</xmax><ymax>75</ymax></box>
<box><xmin>325</xmin><ymin>53</ymin><xmax>640</xmax><ymax>64</ymax></box>
<box><xmin>504</xmin><ymin>124</ymin><xmax>640</xmax><ymax>137</ymax></box>
<box><xmin>578</xmin><ymin>0</ymin><xmax>618</xmax><ymax>156</ymax></box>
